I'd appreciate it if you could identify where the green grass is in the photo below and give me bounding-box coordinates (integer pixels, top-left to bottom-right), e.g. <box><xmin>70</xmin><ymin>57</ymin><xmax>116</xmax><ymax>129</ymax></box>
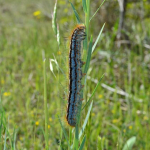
<box><xmin>0</xmin><ymin>0</ymin><xmax>150</xmax><ymax>149</ymax></box>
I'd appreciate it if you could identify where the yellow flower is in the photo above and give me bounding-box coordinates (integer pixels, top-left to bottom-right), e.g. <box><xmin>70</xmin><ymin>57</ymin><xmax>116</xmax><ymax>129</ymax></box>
<box><xmin>33</xmin><ymin>11</ymin><xmax>41</xmax><ymax>16</ymax></box>
<box><xmin>59</xmin><ymin>0</ymin><xmax>65</xmax><ymax>5</ymax></box>
<box><xmin>35</xmin><ymin>121</ymin><xmax>39</xmax><ymax>126</ymax></box>
<box><xmin>112</xmin><ymin>119</ymin><xmax>119</xmax><ymax>123</ymax></box>
<box><xmin>3</xmin><ymin>92</ymin><xmax>11</xmax><ymax>97</ymax></box>
<box><xmin>112</xmin><ymin>110</ymin><xmax>115</xmax><ymax>114</ymax></box>
<box><xmin>91</xmin><ymin>113</ymin><xmax>95</xmax><ymax>117</ymax></box>
<box><xmin>48</xmin><ymin>125</ymin><xmax>50</xmax><ymax>129</ymax></box>
<box><xmin>98</xmin><ymin>94</ymin><xmax>103</xmax><ymax>99</ymax></box>
<box><xmin>57</xmin><ymin>51</ymin><xmax>61</xmax><ymax>55</ymax></box>
<box><xmin>64</xmin><ymin>8</ymin><xmax>68</xmax><ymax>13</ymax></box>
<box><xmin>143</xmin><ymin>116</ymin><xmax>148</xmax><ymax>121</ymax></box>
<box><xmin>49</xmin><ymin>118</ymin><xmax>52</xmax><ymax>122</ymax></box>
<box><xmin>1</xmin><ymin>79</ymin><xmax>5</xmax><ymax>84</ymax></box>
<box><xmin>129</xmin><ymin>125</ymin><xmax>132</xmax><ymax>130</ymax></box>
<box><xmin>123</xmin><ymin>129</ymin><xmax>126</xmax><ymax>133</ymax></box>
<box><xmin>19</xmin><ymin>137</ymin><xmax>23</xmax><ymax>141</ymax></box>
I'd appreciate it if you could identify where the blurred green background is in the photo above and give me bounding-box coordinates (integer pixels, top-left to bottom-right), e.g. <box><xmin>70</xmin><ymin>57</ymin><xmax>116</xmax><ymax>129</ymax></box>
<box><xmin>0</xmin><ymin>0</ymin><xmax>150</xmax><ymax>149</ymax></box>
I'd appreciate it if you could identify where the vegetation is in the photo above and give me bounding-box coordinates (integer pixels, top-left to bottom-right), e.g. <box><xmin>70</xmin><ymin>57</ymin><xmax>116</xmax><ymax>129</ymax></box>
<box><xmin>0</xmin><ymin>0</ymin><xmax>150</xmax><ymax>149</ymax></box>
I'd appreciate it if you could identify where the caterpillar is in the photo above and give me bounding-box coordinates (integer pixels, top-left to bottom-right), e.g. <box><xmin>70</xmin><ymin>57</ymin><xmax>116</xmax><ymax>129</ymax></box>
<box><xmin>66</xmin><ymin>25</ymin><xmax>86</xmax><ymax>127</ymax></box>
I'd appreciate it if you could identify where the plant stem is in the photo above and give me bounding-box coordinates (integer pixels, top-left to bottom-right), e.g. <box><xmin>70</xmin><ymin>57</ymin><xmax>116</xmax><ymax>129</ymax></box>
<box><xmin>85</xmin><ymin>0</ymin><xmax>90</xmax><ymax>48</ymax></box>
<box><xmin>43</xmin><ymin>59</ymin><xmax>49</xmax><ymax>150</ymax></box>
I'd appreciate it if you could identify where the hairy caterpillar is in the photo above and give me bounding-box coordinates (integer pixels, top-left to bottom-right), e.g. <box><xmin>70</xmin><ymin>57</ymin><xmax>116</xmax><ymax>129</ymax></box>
<box><xmin>66</xmin><ymin>25</ymin><xmax>86</xmax><ymax>127</ymax></box>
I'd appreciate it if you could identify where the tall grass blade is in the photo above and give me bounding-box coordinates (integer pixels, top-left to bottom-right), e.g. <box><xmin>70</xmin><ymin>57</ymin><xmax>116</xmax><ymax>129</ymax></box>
<box><xmin>79</xmin><ymin>101</ymin><xmax>93</xmax><ymax>139</ymax></box>
<box><xmin>6</xmin><ymin>119</ymin><xmax>13</xmax><ymax>150</ymax></box>
<box><xmin>97</xmin><ymin>136</ymin><xmax>101</xmax><ymax>150</ymax></box>
<box><xmin>73</xmin><ymin>103</ymin><xmax>82</xmax><ymax>150</ymax></box>
<box><xmin>92</xmin><ymin>23</ymin><xmax>105</xmax><ymax>53</ymax></box>
<box><xmin>122</xmin><ymin>136</ymin><xmax>136</xmax><ymax>150</ymax></box>
<box><xmin>90</xmin><ymin>0</ymin><xmax>106</xmax><ymax>21</ymax></box>
<box><xmin>84</xmin><ymin>36</ymin><xmax>93</xmax><ymax>74</ymax></box>
<box><xmin>4</xmin><ymin>129</ymin><xmax>7</xmax><ymax>150</ymax></box>
<box><xmin>49</xmin><ymin>58</ymin><xmax>58</xmax><ymax>78</ymax></box>
<box><xmin>58</xmin><ymin>116</ymin><xmax>70</xmax><ymax>148</ymax></box>
<box><xmin>0</xmin><ymin>114</ymin><xmax>3</xmax><ymax>150</ymax></box>
<box><xmin>82</xmin><ymin>0</ymin><xmax>87</xmax><ymax>13</ymax></box>
<box><xmin>70</xmin><ymin>2</ymin><xmax>80</xmax><ymax>24</ymax></box>
<box><xmin>0</xmin><ymin>94</ymin><xmax>3</xmax><ymax>150</ymax></box>
<box><xmin>97</xmin><ymin>136</ymin><xmax>105</xmax><ymax>150</ymax></box>
<box><xmin>57</xmin><ymin>25</ymin><xmax>60</xmax><ymax>46</ymax></box>
<box><xmin>69</xmin><ymin>128</ymin><xmax>72</xmax><ymax>148</ymax></box>
<box><xmin>59</xmin><ymin>129</ymin><xmax>63</xmax><ymax>150</ymax></box>
<box><xmin>52</xmin><ymin>0</ymin><xmax>57</xmax><ymax>35</ymax></box>
<box><xmin>43</xmin><ymin>59</ymin><xmax>49</xmax><ymax>150</ymax></box>
<box><xmin>85</xmin><ymin>0</ymin><xmax>90</xmax><ymax>49</ymax></box>
<box><xmin>74</xmin><ymin>125</ymin><xmax>79</xmax><ymax>150</ymax></box>
<box><xmin>82</xmin><ymin>74</ymin><xmax>104</xmax><ymax>110</ymax></box>
<box><xmin>13</xmin><ymin>128</ymin><xmax>17</xmax><ymax>150</ymax></box>
<box><xmin>50</xmin><ymin>54</ymin><xmax>66</xmax><ymax>78</ymax></box>
<box><xmin>79</xmin><ymin>135</ymin><xmax>86</xmax><ymax>150</ymax></box>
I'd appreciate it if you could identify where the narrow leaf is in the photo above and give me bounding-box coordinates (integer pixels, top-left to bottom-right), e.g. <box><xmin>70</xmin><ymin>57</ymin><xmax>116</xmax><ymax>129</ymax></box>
<box><xmin>79</xmin><ymin>135</ymin><xmax>86</xmax><ymax>150</ymax></box>
<box><xmin>43</xmin><ymin>59</ymin><xmax>49</xmax><ymax>150</ymax></box>
<box><xmin>90</xmin><ymin>0</ymin><xmax>106</xmax><ymax>21</ymax></box>
<box><xmin>82</xmin><ymin>74</ymin><xmax>104</xmax><ymax>110</ymax></box>
<box><xmin>13</xmin><ymin>128</ymin><xmax>17</xmax><ymax>149</ymax></box>
<box><xmin>123</xmin><ymin>136</ymin><xmax>136</xmax><ymax>150</ymax></box>
<box><xmin>58</xmin><ymin>115</ymin><xmax>70</xmax><ymax>148</ymax></box>
<box><xmin>82</xmin><ymin>0</ymin><xmax>87</xmax><ymax>13</ymax></box>
<box><xmin>49</xmin><ymin>55</ymin><xmax>66</xmax><ymax>79</ymax></box>
<box><xmin>92</xmin><ymin>23</ymin><xmax>105</xmax><ymax>53</ymax></box>
<box><xmin>57</xmin><ymin>24</ymin><xmax>60</xmax><ymax>46</ymax></box>
<box><xmin>73</xmin><ymin>103</ymin><xmax>82</xmax><ymax>150</ymax></box>
<box><xmin>74</xmin><ymin>126</ymin><xmax>79</xmax><ymax>150</ymax></box>
<box><xmin>70</xmin><ymin>2</ymin><xmax>80</xmax><ymax>23</ymax></box>
<box><xmin>79</xmin><ymin>101</ymin><xmax>93</xmax><ymax>139</ymax></box>
<box><xmin>4</xmin><ymin>129</ymin><xmax>7</xmax><ymax>150</ymax></box>
<box><xmin>49</xmin><ymin>58</ymin><xmax>57</xmax><ymax>78</ymax></box>
<box><xmin>84</xmin><ymin>36</ymin><xmax>93</xmax><ymax>74</ymax></box>
<box><xmin>52</xmin><ymin>0</ymin><xmax>57</xmax><ymax>35</ymax></box>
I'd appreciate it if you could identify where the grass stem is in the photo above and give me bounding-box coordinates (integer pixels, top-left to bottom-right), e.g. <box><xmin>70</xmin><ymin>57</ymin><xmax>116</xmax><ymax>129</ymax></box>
<box><xmin>43</xmin><ymin>59</ymin><xmax>49</xmax><ymax>150</ymax></box>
